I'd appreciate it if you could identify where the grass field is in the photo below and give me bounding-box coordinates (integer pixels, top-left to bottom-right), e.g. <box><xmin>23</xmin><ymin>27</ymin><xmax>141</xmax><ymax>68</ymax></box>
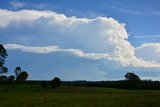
<box><xmin>0</xmin><ymin>84</ymin><xmax>160</xmax><ymax>107</ymax></box>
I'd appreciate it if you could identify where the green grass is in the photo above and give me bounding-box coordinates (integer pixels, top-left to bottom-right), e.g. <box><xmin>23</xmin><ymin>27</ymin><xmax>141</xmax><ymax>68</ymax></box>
<box><xmin>0</xmin><ymin>84</ymin><xmax>160</xmax><ymax>107</ymax></box>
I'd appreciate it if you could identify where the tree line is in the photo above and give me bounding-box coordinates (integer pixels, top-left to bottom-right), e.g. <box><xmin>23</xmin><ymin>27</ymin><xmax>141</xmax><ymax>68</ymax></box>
<box><xmin>62</xmin><ymin>73</ymin><xmax>160</xmax><ymax>90</ymax></box>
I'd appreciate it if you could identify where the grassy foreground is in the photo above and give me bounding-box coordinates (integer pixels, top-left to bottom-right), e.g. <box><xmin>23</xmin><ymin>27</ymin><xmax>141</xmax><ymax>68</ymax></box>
<box><xmin>0</xmin><ymin>84</ymin><xmax>160</xmax><ymax>107</ymax></box>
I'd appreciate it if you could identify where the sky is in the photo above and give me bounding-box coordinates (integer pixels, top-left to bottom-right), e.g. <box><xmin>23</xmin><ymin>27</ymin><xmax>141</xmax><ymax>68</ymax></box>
<box><xmin>0</xmin><ymin>0</ymin><xmax>160</xmax><ymax>80</ymax></box>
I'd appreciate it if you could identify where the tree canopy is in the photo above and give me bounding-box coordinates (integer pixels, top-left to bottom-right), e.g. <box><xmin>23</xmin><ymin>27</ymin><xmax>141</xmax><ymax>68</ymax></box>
<box><xmin>15</xmin><ymin>71</ymin><xmax>29</xmax><ymax>83</ymax></box>
<box><xmin>14</xmin><ymin>66</ymin><xmax>22</xmax><ymax>77</ymax></box>
<box><xmin>0</xmin><ymin>44</ymin><xmax>8</xmax><ymax>75</ymax></box>
<box><xmin>124</xmin><ymin>72</ymin><xmax>140</xmax><ymax>81</ymax></box>
<box><xmin>50</xmin><ymin>77</ymin><xmax>61</xmax><ymax>88</ymax></box>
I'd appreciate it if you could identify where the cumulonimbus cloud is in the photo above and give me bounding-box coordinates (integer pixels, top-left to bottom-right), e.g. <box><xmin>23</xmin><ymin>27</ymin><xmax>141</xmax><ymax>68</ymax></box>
<box><xmin>0</xmin><ymin>9</ymin><xmax>160</xmax><ymax>68</ymax></box>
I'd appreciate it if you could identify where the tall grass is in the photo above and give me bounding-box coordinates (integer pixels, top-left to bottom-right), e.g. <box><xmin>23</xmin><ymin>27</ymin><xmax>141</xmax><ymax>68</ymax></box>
<box><xmin>0</xmin><ymin>84</ymin><xmax>160</xmax><ymax>107</ymax></box>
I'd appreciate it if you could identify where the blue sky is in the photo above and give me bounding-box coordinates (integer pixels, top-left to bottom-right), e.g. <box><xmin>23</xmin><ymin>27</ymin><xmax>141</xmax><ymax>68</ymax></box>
<box><xmin>0</xmin><ymin>0</ymin><xmax>160</xmax><ymax>80</ymax></box>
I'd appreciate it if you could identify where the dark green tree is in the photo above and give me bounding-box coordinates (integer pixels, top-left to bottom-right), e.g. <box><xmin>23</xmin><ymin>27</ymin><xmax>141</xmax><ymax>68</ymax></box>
<box><xmin>41</xmin><ymin>80</ymin><xmax>48</xmax><ymax>88</ymax></box>
<box><xmin>0</xmin><ymin>44</ymin><xmax>8</xmax><ymax>75</ymax></box>
<box><xmin>50</xmin><ymin>77</ymin><xmax>61</xmax><ymax>88</ymax></box>
<box><xmin>2</xmin><ymin>67</ymin><xmax>8</xmax><ymax>74</ymax></box>
<box><xmin>124</xmin><ymin>72</ymin><xmax>140</xmax><ymax>81</ymax></box>
<box><xmin>15</xmin><ymin>71</ymin><xmax>29</xmax><ymax>83</ymax></box>
<box><xmin>0</xmin><ymin>75</ymin><xmax>8</xmax><ymax>81</ymax></box>
<box><xmin>7</xmin><ymin>75</ymin><xmax>15</xmax><ymax>84</ymax></box>
<box><xmin>14</xmin><ymin>66</ymin><xmax>21</xmax><ymax>77</ymax></box>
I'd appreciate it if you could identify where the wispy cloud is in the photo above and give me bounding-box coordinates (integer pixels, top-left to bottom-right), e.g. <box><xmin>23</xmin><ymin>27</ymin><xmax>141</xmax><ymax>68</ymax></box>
<box><xmin>109</xmin><ymin>5</ymin><xmax>140</xmax><ymax>15</ymax></box>
<box><xmin>4</xmin><ymin>44</ymin><xmax>109</xmax><ymax>60</ymax></box>
<box><xmin>149</xmin><ymin>10</ymin><xmax>160</xmax><ymax>16</ymax></box>
<box><xmin>118</xmin><ymin>8</ymin><xmax>140</xmax><ymax>14</ymax></box>
<box><xmin>9</xmin><ymin>1</ymin><xmax>53</xmax><ymax>10</ymax></box>
<box><xmin>65</xmin><ymin>9</ymin><xmax>105</xmax><ymax>18</ymax></box>
<box><xmin>10</xmin><ymin>1</ymin><xmax>26</xmax><ymax>8</ymax></box>
<box><xmin>106</xmin><ymin>3</ymin><xmax>160</xmax><ymax>16</ymax></box>
<box><xmin>133</xmin><ymin>35</ymin><xmax>160</xmax><ymax>38</ymax></box>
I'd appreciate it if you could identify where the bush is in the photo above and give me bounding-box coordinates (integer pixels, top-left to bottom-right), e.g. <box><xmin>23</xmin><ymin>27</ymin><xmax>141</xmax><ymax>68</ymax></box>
<box><xmin>50</xmin><ymin>77</ymin><xmax>61</xmax><ymax>88</ymax></box>
<box><xmin>7</xmin><ymin>75</ymin><xmax>15</xmax><ymax>84</ymax></box>
<box><xmin>0</xmin><ymin>75</ymin><xmax>8</xmax><ymax>85</ymax></box>
<box><xmin>41</xmin><ymin>80</ymin><xmax>48</xmax><ymax>88</ymax></box>
<box><xmin>15</xmin><ymin>71</ymin><xmax>28</xmax><ymax>83</ymax></box>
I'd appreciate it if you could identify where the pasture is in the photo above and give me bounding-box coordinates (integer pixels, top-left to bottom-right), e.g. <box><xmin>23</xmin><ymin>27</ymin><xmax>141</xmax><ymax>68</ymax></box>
<box><xmin>0</xmin><ymin>84</ymin><xmax>160</xmax><ymax>107</ymax></box>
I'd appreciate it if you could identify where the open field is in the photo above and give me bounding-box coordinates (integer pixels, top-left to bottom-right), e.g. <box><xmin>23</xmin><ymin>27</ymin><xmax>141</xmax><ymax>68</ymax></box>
<box><xmin>0</xmin><ymin>84</ymin><xmax>160</xmax><ymax>107</ymax></box>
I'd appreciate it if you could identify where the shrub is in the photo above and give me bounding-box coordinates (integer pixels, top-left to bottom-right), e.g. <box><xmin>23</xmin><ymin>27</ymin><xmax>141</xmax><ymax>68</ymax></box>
<box><xmin>50</xmin><ymin>77</ymin><xmax>61</xmax><ymax>88</ymax></box>
<box><xmin>41</xmin><ymin>80</ymin><xmax>48</xmax><ymax>88</ymax></box>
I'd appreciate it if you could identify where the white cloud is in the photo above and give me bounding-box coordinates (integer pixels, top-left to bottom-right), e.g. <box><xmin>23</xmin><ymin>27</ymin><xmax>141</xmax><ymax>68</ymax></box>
<box><xmin>10</xmin><ymin>1</ymin><xmax>26</xmax><ymax>8</ymax></box>
<box><xmin>136</xmin><ymin>43</ymin><xmax>160</xmax><ymax>54</ymax></box>
<box><xmin>135</xmin><ymin>43</ymin><xmax>160</xmax><ymax>63</ymax></box>
<box><xmin>0</xmin><ymin>9</ymin><xmax>160</xmax><ymax>69</ymax></box>
<box><xmin>4</xmin><ymin>43</ymin><xmax>160</xmax><ymax>68</ymax></box>
<box><xmin>4</xmin><ymin>44</ymin><xmax>59</xmax><ymax>54</ymax></box>
<box><xmin>4</xmin><ymin>44</ymin><xmax>109</xmax><ymax>60</ymax></box>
